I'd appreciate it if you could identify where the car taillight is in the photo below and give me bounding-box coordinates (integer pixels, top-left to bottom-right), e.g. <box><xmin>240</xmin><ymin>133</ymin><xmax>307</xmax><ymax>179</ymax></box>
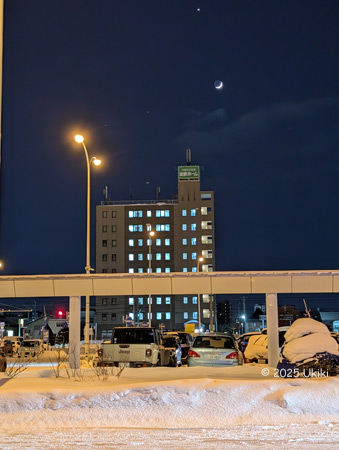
<box><xmin>188</xmin><ymin>350</ymin><xmax>200</xmax><ymax>358</ymax></box>
<box><xmin>97</xmin><ymin>349</ymin><xmax>103</xmax><ymax>357</ymax></box>
<box><xmin>226</xmin><ymin>352</ymin><xmax>238</xmax><ymax>359</ymax></box>
<box><xmin>146</xmin><ymin>349</ymin><xmax>152</xmax><ymax>357</ymax></box>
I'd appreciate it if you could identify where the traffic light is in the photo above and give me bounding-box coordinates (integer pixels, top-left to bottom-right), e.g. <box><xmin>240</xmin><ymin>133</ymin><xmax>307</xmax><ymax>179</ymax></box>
<box><xmin>57</xmin><ymin>309</ymin><xmax>64</xmax><ymax>318</ymax></box>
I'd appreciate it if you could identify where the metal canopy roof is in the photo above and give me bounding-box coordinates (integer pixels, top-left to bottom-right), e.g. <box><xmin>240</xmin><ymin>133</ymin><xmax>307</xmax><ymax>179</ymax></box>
<box><xmin>1</xmin><ymin>270</ymin><xmax>339</xmax><ymax>298</ymax></box>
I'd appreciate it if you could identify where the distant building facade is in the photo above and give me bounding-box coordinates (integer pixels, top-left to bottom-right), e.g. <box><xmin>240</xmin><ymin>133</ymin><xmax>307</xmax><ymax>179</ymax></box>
<box><xmin>95</xmin><ymin>161</ymin><xmax>215</xmax><ymax>339</ymax></box>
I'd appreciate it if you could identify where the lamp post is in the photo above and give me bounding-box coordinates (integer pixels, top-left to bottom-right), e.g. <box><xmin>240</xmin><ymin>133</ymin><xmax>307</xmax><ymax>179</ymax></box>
<box><xmin>74</xmin><ymin>134</ymin><xmax>101</xmax><ymax>359</ymax></box>
<box><xmin>147</xmin><ymin>225</ymin><xmax>155</xmax><ymax>327</ymax></box>
<box><xmin>197</xmin><ymin>257</ymin><xmax>204</xmax><ymax>332</ymax></box>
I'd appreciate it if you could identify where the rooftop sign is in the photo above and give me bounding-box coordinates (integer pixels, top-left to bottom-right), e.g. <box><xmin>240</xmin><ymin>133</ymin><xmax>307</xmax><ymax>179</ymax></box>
<box><xmin>178</xmin><ymin>165</ymin><xmax>200</xmax><ymax>180</ymax></box>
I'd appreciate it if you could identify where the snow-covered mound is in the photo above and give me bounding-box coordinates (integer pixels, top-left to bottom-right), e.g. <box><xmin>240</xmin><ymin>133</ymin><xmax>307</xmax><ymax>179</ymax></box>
<box><xmin>283</xmin><ymin>332</ymin><xmax>339</xmax><ymax>364</ymax></box>
<box><xmin>284</xmin><ymin>318</ymin><xmax>332</xmax><ymax>343</ymax></box>
<box><xmin>281</xmin><ymin>318</ymin><xmax>339</xmax><ymax>364</ymax></box>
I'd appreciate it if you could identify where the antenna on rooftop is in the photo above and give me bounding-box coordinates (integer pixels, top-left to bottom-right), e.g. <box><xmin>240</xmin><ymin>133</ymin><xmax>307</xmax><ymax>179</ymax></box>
<box><xmin>156</xmin><ymin>186</ymin><xmax>160</xmax><ymax>200</ymax></box>
<box><xmin>303</xmin><ymin>298</ymin><xmax>311</xmax><ymax>318</ymax></box>
<box><xmin>186</xmin><ymin>148</ymin><xmax>191</xmax><ymax>166</ymax></box>
<box><xmin>103</xmin><ymin>186</ymin><xmax>110</xmax><ymax>202</ymax></box>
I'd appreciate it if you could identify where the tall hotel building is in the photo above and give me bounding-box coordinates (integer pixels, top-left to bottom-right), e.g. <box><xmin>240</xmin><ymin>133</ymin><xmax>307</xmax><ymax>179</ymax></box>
<box><xmin>96</xmin><ymin>158</ymin><xmax>215</xmax><ymax>339</ymax></box>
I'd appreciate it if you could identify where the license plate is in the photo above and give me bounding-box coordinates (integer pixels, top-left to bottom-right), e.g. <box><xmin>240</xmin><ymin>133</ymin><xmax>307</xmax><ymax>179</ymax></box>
<box><xmin>119</xmin><ymin>362</ymin><xmax>130</xmax><ymax>368</ymax></box>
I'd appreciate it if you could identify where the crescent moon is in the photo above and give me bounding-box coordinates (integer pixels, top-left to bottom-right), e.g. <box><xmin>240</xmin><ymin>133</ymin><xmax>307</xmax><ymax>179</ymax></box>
<box><xmin>214</xmin><ymin>80</ymin><xmax>223</xmax><ymax>89</ymax></box>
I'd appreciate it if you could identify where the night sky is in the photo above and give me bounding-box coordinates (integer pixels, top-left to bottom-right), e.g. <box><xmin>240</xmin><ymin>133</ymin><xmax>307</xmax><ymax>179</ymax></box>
<box><xmin>1</xmin><ymin>0</ymin><xmax>339</xmax><ymax>278</ymax></box>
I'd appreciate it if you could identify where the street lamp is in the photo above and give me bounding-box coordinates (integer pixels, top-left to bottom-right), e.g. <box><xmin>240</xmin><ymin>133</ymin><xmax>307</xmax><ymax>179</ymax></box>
<box><xmin>74</xmin><ymin>134</ymin><xmax>101</xmax><ymax>359</ymax></box>
<box><xmin>197</xmin><ymin>256</ymin><xmax>204</xmax><ymax>331</ymax></box>
<box><xmin>146</xmin><ymin>225</ymin><xmax>155</xmax><ymax>326</ymax></box>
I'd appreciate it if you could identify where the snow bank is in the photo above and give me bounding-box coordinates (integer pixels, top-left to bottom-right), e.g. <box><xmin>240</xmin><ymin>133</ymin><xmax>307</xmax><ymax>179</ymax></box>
<box><xmin>0</xmin><ymin>367</ymin><xmax>338</xmax><ymax>432</ymax></box>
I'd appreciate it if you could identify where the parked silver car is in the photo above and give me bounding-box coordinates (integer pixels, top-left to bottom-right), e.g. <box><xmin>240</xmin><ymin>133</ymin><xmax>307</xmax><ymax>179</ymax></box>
<box><xmin>187</xmin><ymin>333</ymin><xmax>240</xmax><ymax>367</ymax></box>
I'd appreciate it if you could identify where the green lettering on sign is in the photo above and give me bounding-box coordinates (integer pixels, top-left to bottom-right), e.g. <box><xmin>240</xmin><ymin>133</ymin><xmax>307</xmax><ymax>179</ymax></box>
<box><xmin>178</xmin><ymin>165</ymin><xmax>200</xmax><ymax>180</ymax></box>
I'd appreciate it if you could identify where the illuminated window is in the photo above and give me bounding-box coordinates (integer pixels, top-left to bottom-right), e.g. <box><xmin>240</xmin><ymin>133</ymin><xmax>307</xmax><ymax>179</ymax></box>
<box><xmin>182</xmin><ymin>210</ymin><xmax>187</xmax><ymax>216</ymax></box>
<box><xmin>191</xmin><ymin>223</ymin><xmax>197</xmax><ymax>231</ymax></box>
<box><xmin>138</xmin><ymin>239</ymin><xmax>143</xmax><ymax>246</ymax></box>
<box><xmin>191</xmin><ymin>252</ymin><xmax>197</xmax><ymax>260</ymax></box>
<box><xmin>138</xmin><ymin>268</ymin><xmax>143</xmax><ymax>273</ymax></box>
<box><xmin>156</xmin><ymin>297</ymin><xmax>162</xmax><ymax>304</ymax></box>
<box><xmin>203</xmin><ymin>309</ymin><xmax>210</xmax><ymax>318</ymax></box>
<box><xmin>156</xmin><ymin>268</ymin><xmax>161</xmax><ymax>273</ymax></box>
<box><xmin>129</xmin><ymin>239</ymin><xmax>134</xmax><ymax>246</ymax></box>
<box><xmin>156</xmin><ymin>253</ymin><xmax>161</xmax><ymax>260</ymax></box>
<box><xmin>156</xmin><ymin>239</ymin><xmax>161</xmax><ymax>246</ymax></box>
<box><xmin>191</xmin><ymin>209</ymin><xmax>196</xmax><ymax>217</ymax></box>
<box><xmin>128</xmin><ymin>268</ymin><xmax>134</xmax><ymax>273</ymax></box>
<box><xmin>166</xmin><ymin>312</ymin><xmax>171</xmax><ymax>320</ymax></box>
<box><xmin>202</xmin><ymin>235</ymin><xmax>213</xmax><ymax>244</ymax></box>
<box><xmin>183</xmin><ymin>297</ymin><xmax>188</xmax><ymax>304</ymax></box>
<box><xmin>191</xmin><ymin>237</ymin><xmax>197</xmax><ymax>245</ymax></box>
<box><xmin>192</xmin><ymin>267</ymin><xmax>197</xmax><ymax>272</ymax></box>
<box><xmin>192</xmin><ymin>296</ymin><xmax>197</xmax><ymax>304</ymax></box>
<box><xmin>165</xmin><ymin>238</ymin><xmax>170</xmax><ymax>246</ymax></box>
<box><xmin>147</xmin><ymin>210</ymin><xmax>152</xmax><ymax>217</ymax></box>
<box><xmin>182</xmin><ymin>238</ymin><xmax>187</xmax><ymax>246</ymax></box>
<box><xmin>183</xmin><ymin>312</ymin><xmax>188</xmax><ymax>319</ymax></box>
<box><xmin>155</xmin><ymin>224</ymin><xmax>170</xmax><ymax>231</ymax></box>
<box><xmin>155</xmin><ymin>210</ymin><xmax>170</xmax><ymax>217</ymax></box>
<box><xmin>157</xmin><ymin>312</ymin><xmax>162</xmax><ymax>320</ymax></box>
<box><xmin>182</xmin><ymin>224</ymin><xmax>187</xmax><ymax>231</ymax></box>
<box><xmin>129</xmin><ymin>297</ymin><xmax>134</xmax><ymax>305</ymax></box>
<box><xmin>129</xmin><ymin>254</ymin><xmax>134</xmax><ymax>261</ymax></box>
<box><xmin>165</xmin><ymin>268</ymin><xmax>170</xmax><ymax>273</ymax></box>
<box><xmin>193</xmin><ymin>312</ymin><xmax>198</xmax><ymax>319</ymax></box>
<box><xmin>129</xmin><ymin>210</ymin><xmax>143</xmax><ymax>218</ymax></box>
<box><xmin>183</xmin><ymin>253</ymin><xmax>188</xmax><ymax>260</ymax></box>
<box><xmin>183</xmin><ymin>267</ymin><xmax>188</xmax><ymax>272</ymax></box>
<box><xmin>129</xmin><ymin>225</ymin><xmax>143</xmax><ymax>232</ymax></box>
<box><xmin>165</xmin><ymin>297</ymin><xmax>171</xmax><ymax>304</ymax></box>
<box><xmin>165</xmin><ymin>253</ymin><xmax>170</xmax><ymax>260</ymax></box>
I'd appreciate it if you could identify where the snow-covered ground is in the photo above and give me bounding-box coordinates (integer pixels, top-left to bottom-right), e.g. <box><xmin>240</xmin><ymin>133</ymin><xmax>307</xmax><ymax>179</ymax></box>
<box><xmin>0</xmin><ymin>364</ymin><xmax>338</xmax><ymax>449</ymax></box>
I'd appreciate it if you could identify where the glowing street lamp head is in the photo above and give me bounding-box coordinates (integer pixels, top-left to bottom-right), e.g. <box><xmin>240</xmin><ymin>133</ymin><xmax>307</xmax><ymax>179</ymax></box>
<box><xmin>74</xmin><ymin>134</ymin><xmax>84</xmax><ymax>143</ymax></box>
<box><xmin>149</xmin><ymin>231</ymin><xmax>155</xmax><ymax>237</ymax></box>
<box><xmin>92</xmin><ymin>157</ymin><xmax>101</xmax><ymax>166</ymax></box>
<box><xmin>199</xmin><ymin>257</ymin><xmax>204</xmax><ymax>262</ymax></box>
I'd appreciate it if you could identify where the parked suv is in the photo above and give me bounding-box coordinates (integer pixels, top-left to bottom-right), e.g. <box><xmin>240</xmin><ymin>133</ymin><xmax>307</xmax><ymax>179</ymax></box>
<box><xmin>18</xmin><ymin>339</ymin><xmax>44</xmax><ymax>358</ymax></box>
